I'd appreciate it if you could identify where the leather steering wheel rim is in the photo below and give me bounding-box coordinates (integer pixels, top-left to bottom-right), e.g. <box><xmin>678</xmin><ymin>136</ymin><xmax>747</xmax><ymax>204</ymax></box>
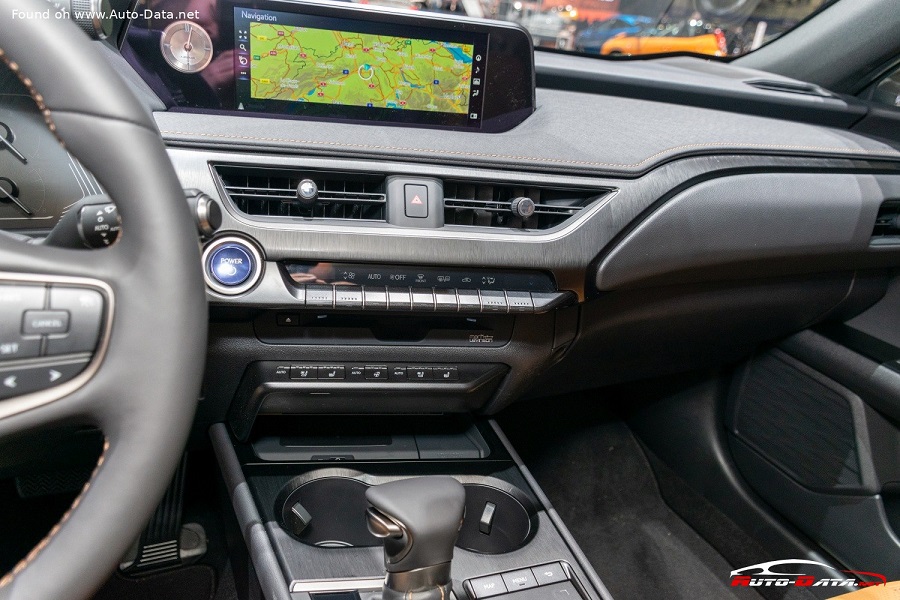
<box><xmin>0</xmin><ymin>2</ymin><xmax>208</xmax><ymax>598</ymax></box>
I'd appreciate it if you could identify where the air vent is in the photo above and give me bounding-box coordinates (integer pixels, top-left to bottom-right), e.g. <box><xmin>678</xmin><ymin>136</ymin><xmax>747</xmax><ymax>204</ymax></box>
<box><xmin>872</xmin><ymin>200</ymin><xmax>900</xmax><ymax>240</ymax></box>
<box><xmin>745</xmin><ymin>79</ymin><xmax>834</xmax><ymax>98</ymax></box>
<box><xmin>215</xmin><ymin>165</ymin><xmax>386</xmax><ymax>221</ymax></box>
<box><xmin>443</xmin><ymin>181</ymin><xmax>610</xmax><ymax>230</ymax></box>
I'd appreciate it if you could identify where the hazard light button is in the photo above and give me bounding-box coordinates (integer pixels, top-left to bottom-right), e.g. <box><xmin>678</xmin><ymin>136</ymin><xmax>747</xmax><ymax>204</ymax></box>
<box><xmin>404</xmin><ymin>184</ymin><xmax>429</xmax><ymax>218</ymax></box>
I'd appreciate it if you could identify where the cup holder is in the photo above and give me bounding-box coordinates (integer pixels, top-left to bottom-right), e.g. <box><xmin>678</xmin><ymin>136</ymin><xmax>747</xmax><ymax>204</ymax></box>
<box><xmin>276</xmin><ymin>469</ymin><xmax>538</xmax><ymax>554</ymax></box>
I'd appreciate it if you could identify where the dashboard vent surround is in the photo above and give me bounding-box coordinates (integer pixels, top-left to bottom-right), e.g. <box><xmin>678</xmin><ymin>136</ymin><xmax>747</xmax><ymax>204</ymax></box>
<box><xmin>872</xmin><ymin>200</ymin><xmax>900</xmax><ymax>241</ymax></box>
<box><xmin>443</xmin><ymin>181</ymin><xmax>610</xmax><ymax>230</ymax></box>
<box><xmin>215</xmin><ymin>166</ymin><xmax>387</xmax><ymax>221</ymax></box>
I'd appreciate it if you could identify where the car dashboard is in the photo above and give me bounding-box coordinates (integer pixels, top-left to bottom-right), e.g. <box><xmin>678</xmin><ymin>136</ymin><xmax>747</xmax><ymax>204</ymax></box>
<box><xmin>2</xmin><ymin>2</ymin><xmax>900</xmax><ymax>597</ymax></box>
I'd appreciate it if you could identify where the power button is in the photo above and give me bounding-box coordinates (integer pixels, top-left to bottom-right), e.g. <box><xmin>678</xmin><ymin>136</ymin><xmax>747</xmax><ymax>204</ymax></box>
<box><xmin>209</xmin><ymin>244</ymin><xmax>252</xmax><ymax>286</ymax></box>
<box><xmin>202</xmin><ymin>237</ymin><xmax>262</xmax><ymax>295</ymax></box>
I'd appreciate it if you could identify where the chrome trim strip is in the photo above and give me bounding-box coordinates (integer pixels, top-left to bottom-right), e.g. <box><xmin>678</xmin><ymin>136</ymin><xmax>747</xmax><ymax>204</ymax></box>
<box><xmin>290</xmin><ymin>577</ymin><xmax>385</xmax><ymax>593</ymax></box>
<box><xmin>0</xmin><ymin>271</ymin><xmax>114</xmax><ymax>421</ymax></box>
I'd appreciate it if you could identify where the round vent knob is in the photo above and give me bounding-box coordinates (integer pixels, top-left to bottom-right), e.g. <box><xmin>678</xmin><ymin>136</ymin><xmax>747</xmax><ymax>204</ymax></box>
<box><xmin>296</xmin><ymin>179</ymin><xmax>319</xmax><ymax>206</ymax></box>
<box><xmin>510</xmin><ymin>196</ymin><xmax>536</xmax><ymax>219</ymax></box>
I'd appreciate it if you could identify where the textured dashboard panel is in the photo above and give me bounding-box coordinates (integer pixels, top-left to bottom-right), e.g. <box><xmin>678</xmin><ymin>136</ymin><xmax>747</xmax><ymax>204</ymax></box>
<box><xmin>594</xmin><ymin>173</ymin><xmax>900</xmax><ymax>290</ymax></box>
<box><xmin>731</xmin><ymin>352</ymin><xmax>863</xmax><ymax>491</ymax></box>
<box><xmin>155</xmin><ymin>88</ymin><xmax>900</xmax><ymax>178</ymax></box>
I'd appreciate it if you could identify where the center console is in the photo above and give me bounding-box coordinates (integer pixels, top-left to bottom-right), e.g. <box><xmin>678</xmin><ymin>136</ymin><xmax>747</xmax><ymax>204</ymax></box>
<box><xmin>211</xmin><ymin>417</ymin><xmax>612</xmax><ymax>600</ymax></box>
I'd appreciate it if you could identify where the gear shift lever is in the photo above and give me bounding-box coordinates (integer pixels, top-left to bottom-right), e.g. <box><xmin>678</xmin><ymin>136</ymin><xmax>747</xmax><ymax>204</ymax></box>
<box><xmin>366</xmin><ymin>476</ymin><xmax>466</xmax><ymax>600</ymax></box>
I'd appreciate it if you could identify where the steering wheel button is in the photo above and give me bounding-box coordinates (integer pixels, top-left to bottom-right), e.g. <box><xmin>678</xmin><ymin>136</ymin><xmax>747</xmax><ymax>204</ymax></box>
<box><xmin>46</xmin><ymin>287</ymin><xmax>104</xmax><ymax>355</ymax></box>
<box><xmin>0</xmin><ymin>358</ymin><xmax>89</xmax><ymax>400</ymax></box>
<box><xmin>0</xmin><ymin>284</ymin><xmax>46</xmax><ymax>361</ymax></box>
<box><xmin>209</xmin><ymin>244</ymin><xmax>253</xmax><ymax>287</ymax></box>
<box><xmin>22</xmin><ymin>310</ymin><xmax>70</xmax><ymax>335</ymax></box>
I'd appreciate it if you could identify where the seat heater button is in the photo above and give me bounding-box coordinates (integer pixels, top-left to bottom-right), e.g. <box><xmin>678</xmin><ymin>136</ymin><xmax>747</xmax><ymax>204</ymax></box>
<box><xmin>469</xmin><ymin>575</ymin><xmax>508</xmax><ymax>599</ymax></box>
<box><xmin>290</xmin><ymin>366</ymin><xmax>317</xmax><ymax>380</ymax></box>
<box><xmin>531</xmin><ymin>563</ymin><xmax>568</xmax><ymax>586</ymax></box>
<box><xmin>46</xmin><ymin>287</ymin><xmax>104</xmax><ymax>355</ymax></box>
<box><xmin>318</xmin><ymin>366</ymin><xmax>345</xmax><ymax>380</ymax></box>
<box><xmin>502</xmin><ymin>569</ymin><xmax>538</xmax><ymax>592</ymax></box>
<box><xmin>433</xmin><ymin>367</ymin><xmax>458</xmax><ymax>381</ymax></box>
<box><xmin>209</xmin><ymin>244</ymin><xmax>253</xmax><ymax>286</ymax></box>
<box><xmin>408</xmin><ymin>366</ymin><xmax>432</xmax><ymax>380</ymax></box>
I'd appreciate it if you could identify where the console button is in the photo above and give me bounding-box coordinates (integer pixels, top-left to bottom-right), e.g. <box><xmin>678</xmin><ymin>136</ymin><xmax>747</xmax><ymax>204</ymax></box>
<box><xmin>273</xmin><ymin>364</ymin><xmax>290</xmax><ymax>380</ymax></box>
<box><xmin>0</xmin><ymin>284</ymin><xmax>45</xmax><ymax>360</ymax></box>
<box><xmin>386</xmin><ymin>287</ymin><xmax>411</xmax><ymax>311</ymax></box>
<box><xmin>505</xmin><ymin>291</ymin><xmax>535</xmax><ymax>313</ymax></box>
<box><xmin>434</xmin><ymin>289</ymin><xmax>459</xmax><ymax>312</ymax></box>
<box><xmin>318</xmin><ymin>366</ymin><xmax>345</xmax><ymax>380</ymax></box>
<box><xmin>365</xmin><ymin>366</ymin><xmax>388</xmax><ymax>381</ymax></box>
<box><xmin>531</xmin><ymin>291</ymin><xmax>570</xmax><ymax>313</ymax></box>
<box><xmin>334</xmin><ymin>287</ymin><xmax>363</xmax><ymax>309</ymax></box>
<box><xmin>502</xmin><ymin>569</ymin><xmax>538</xmax><ymax>592</ymax></box>
<box><xmin>411</xmin><ymin>289</ymin><xmax>435</xmax><ymax>312</ymax></box>
<box><xmin>306</xmin><ymin>285</ymin><xmax>335</xmax><ymax>308</ymax></box>
<box><xmin>404</xmin><ymin>184</ymin><xmax>429</xmax><ymax>218</ymax></box>
<box><xmin>456</xmin><ymin>289</ymin><xmax>481</xmax><ymax>312</ymax></box>
<box><xmin>0</xmin><ymin>358</ymin><xmax>89</xmax><ymax>400</ymax></box>
<box><xmin>46</xmin><ymin>287</ymin><xmax>104</xmax><ymax>356</ymax></box>
<box><xmin>408</xmin><ymin>366</ymin><xmax>432</xmax><ymax>381</ymax></box>
<box><xmin>290</xmin><ymin>366</ymin><xmax>317</xmax><ymax>380</ymax></box>
<box><xmin>22</xmin><ymin>310</ymin><xmax>69</xmax><ymax>335</ymax></box>
<box><xmin>363</xmin><ymin>287</ymin><xmax>388</xmax><ymax>310</ymax></box>
<box><xmin>208</xmin><ymin>243</ymin><xmax>253</xmax><ymax>286</ymax></box>
<box><xmin>479</xmin><ymin>290</ymin><xmax>508</xmax><ymax>313</ymax></box>
<box><xmin>433</xmin><ymin>367</ymin><xmax>459</xmax><ymax>381</ymax></box>
<box><xmin>469</xmin><ymin>575</ymin><xmax>508</xmax><ymax>599</ymax></box>
<box><xmin>348</xmin><ymin>366</ymin><xmax>366</xmax><ymax>381</ymax></box>
<box><xmin>276</xmin><ymin>314</ymin><xmax>300</xmax><ymax>327</ymax></box>
<box><xmin>532</xmin><ymin>563</ymin><xmax>567</xmax><ymax>586</ymax></box>
<box><xmin>390</xmin><ymin>366</ymin><xmax>408</xmax><ymax>381</ymax></box>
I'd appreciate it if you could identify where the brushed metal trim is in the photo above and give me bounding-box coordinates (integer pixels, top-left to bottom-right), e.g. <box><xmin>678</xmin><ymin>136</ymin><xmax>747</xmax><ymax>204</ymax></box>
<box><xmin>0</xmin><ymin>271</ymin><xmax>113</xmax><ymax>421</ymax></box>
<box><xmin>290</xmin><ymin>577</ymin><xmax>385</xmax><ymax>593</ymax></box>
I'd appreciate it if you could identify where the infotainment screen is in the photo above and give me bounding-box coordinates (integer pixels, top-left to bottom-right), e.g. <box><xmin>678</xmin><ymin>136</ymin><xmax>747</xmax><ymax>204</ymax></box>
<box><xmin>122</xmin><ymin>0</ymin><xmax>535</xmax><ymax>132</ymax></box>
<box><xmin>233</xmin><ymin>8</ymin><xmax>487</xmax><ymax>128</ymax></box>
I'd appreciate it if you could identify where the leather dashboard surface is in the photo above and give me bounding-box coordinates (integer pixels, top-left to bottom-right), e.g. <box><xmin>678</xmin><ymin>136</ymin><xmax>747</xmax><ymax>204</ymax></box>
<box><xmin>155</xmin><ymin>88</ymin><xmax>900</xmax><ymax>177</ymax></box>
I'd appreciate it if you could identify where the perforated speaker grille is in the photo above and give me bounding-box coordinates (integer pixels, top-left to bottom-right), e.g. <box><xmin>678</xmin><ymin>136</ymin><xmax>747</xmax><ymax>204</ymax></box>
<box><xmin>732</xmin><ymin>352</ymin><xmax>862</xmax><ymax>490</ymax></box>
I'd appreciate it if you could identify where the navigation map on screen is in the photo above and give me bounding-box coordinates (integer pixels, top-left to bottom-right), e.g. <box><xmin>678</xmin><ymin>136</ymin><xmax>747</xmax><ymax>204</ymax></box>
<box><xmin>248</xmin><ymin>23</ymin><xmax>475</xmax><ymax>114</ymax></box>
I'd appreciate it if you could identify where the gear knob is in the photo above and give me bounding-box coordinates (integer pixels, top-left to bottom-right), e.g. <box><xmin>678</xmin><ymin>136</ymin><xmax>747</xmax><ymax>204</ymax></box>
<box><xmin>366</xmin><ymin>476</ymin><xmax>466</xmax><ymax>598</ymax></box>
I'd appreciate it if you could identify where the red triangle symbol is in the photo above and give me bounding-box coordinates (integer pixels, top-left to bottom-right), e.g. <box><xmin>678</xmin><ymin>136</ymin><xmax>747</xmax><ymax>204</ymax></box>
<box><xmin>411</xmin><ymin>195</ymin><xmax>423</xmax><ymax>205</ymax></box>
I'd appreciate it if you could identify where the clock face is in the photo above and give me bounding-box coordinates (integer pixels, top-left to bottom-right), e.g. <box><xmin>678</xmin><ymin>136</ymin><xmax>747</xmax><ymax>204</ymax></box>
<box><xmin>160</xmin><ymin>21</ymin><xmax>214</xmax><ymax>74</ymax></box>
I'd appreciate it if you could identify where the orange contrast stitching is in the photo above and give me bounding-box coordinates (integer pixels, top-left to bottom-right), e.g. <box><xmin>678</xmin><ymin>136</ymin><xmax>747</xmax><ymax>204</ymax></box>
<box><xmin>0</xmin><ymin>439</ymin><xmax>110</xmax><ymax>589</ymax></box>
<box><xmin>158</xmin><ymin>130</ymin><xmax>900</xmax><ymax>169</ymax></box>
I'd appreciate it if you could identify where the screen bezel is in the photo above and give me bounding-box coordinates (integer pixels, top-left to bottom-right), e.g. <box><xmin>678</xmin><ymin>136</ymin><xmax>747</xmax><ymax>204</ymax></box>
<box><xmin>122</xmin><ymin>0</ymin><xmax>536</xmax><ymax>133</ymax></box>
<box><xmin>234</xmin><ymin>7</ymin><xmax>488</xmax><ymax>129</ymax></box>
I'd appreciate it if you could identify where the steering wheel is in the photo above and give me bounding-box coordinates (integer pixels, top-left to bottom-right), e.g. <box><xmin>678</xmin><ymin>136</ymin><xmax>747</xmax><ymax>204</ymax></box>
<box><xmin>0</xmin><ymin>1</ymin><xmax>208</xmax><ymax>598</ymax></box>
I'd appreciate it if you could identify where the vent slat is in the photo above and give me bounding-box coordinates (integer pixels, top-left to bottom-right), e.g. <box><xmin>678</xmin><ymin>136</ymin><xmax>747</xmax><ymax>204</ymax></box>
<box><xmin>443</xmin><ymin>181</ymin><xmax>608</xmax><ymax>230</ymax></box>
<box><xmin>216</xmin><ymin>166</ymin><xmax>387</xmax><ymax>222</ymax></box>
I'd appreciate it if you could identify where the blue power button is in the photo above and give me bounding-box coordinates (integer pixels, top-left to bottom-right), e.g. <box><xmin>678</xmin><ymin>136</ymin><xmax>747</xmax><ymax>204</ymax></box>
<box><xmin>208</xmin><ymin>244</ymin><xmax>253</xmax><ymax>286</ymax></box>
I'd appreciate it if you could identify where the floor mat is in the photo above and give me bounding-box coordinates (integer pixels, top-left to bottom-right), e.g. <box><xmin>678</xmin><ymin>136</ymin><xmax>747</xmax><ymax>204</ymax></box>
<box><xmin>500</xmin><ymin>401</ymin><xmax>812</xmax><ymax>600</ymax></box>
<box><xmin>93</xmin><ymin>565</ymin><xmax>215</xmax><ymax>600</ymax></box>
